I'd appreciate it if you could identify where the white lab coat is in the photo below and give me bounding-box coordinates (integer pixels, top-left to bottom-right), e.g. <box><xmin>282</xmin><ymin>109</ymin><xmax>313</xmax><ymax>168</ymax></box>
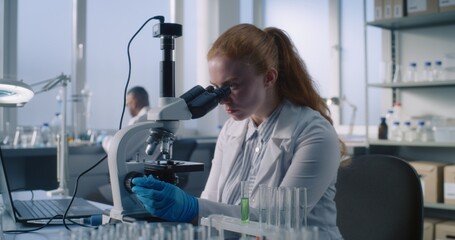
<box><xmin>199</xmin><ymin>100</ymin><xmax>343</xmax><ymax>240</ymax></box>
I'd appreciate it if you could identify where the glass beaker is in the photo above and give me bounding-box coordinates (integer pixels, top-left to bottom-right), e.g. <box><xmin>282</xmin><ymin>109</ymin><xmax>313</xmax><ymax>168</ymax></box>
<box><xmin>13</xmin><ymin>126</ymin><xmax>24</xmax><ymax>147</ymax></box>
<box><xmin>30</xmin><ymin>126</ymin><xmax>42</xmax><ymax>147</ymax></box>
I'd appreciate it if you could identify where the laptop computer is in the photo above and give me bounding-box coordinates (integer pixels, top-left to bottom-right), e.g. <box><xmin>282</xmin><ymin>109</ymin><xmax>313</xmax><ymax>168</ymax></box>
<box><xmin>0</xmin><ymin>145</ymin><xmax>103</xmax><ymax>223</ymax></box>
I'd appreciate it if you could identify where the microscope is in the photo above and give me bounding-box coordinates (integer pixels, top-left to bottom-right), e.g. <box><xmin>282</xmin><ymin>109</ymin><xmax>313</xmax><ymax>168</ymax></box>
<box><xmin>105</xmin><ymin>18</ymin><xmax>230</xmax><ymax>223</ymax></box>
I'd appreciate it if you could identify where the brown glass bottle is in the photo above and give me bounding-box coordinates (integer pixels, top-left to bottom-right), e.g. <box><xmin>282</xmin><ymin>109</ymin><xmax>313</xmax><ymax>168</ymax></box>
<box><xmin>378</xmin><ymin>117</ymin><xmax>388</xmax><ymax>140</ymax></box>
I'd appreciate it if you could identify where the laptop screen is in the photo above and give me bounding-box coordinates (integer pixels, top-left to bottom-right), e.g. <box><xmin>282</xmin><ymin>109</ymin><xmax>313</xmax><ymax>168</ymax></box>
<box><xmin>0</xmin><ymin>146</ymin><xmax>18</xmax><ymax>222</ymax></box>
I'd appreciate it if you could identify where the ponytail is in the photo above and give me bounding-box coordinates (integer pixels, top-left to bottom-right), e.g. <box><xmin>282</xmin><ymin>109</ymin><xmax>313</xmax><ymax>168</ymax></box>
<box><xmin>264</xmin><ymin>27</ymin><xmax>332</xmax><ymax>125</ymax></box>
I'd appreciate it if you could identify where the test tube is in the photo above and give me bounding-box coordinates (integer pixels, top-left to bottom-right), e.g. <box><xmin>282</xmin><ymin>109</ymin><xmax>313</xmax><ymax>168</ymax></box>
<box><xmin>277</xmin><ymin>187</ymin><xmax>292</xmax><ymax>228</ymax></box>
<box><xmin>292</xmin><ymin>187</ymin><xmax>308</xmax><ymax>229</ymax></box>
<box><xmin>267</xmin><ymin>187</ymin><xmax>277</xmax><ymax>226</ymax></box>
<box><xmin>240</xmin><ymin>181</ymin><xmax>250</xmax><ymax>223</ymax></box>
<box><xmin>258</xmin><ymin>184</ymin><xmax>268</xmax><ymax>226</ymax></box>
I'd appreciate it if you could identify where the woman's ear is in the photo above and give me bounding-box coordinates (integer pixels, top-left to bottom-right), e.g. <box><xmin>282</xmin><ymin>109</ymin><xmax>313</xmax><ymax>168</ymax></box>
<box><xmin>264</xmin><ymin>68</ymin><xmax>278</xmax><ymax>88</ymax></box>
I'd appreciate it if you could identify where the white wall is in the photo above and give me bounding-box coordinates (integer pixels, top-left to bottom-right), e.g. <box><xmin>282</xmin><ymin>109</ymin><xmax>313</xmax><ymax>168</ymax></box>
<box><xmin>16</xmin><ymin>0</ymin><xmax>72</xmax><ymax>128</ymax></box>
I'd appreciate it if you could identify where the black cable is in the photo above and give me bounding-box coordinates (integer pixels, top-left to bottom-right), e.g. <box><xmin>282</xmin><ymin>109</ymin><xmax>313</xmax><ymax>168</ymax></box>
<box><xmin>62</xmin><ymin>15</ymin><xmax>165</xmax><ymax>230</ymax></box>
<box><xmin>62</xmin><ymin>154</ymin><xmax>107</xmax><ymax>230</ymax></box>
<box><xmin>3</xmin><ymin>215</ymin><xmax>63</xmax><ymax>234</ymax></box>
<box><xmin>119</xmin><ymin>15</ymin><xmax>164</xmax><ymax>130</ymax></box>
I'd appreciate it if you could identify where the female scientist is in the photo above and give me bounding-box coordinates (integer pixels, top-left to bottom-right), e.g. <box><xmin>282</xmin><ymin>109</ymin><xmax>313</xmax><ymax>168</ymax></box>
<box><xmin>132</xmin><ymin>24</ymin><xmax>345</xmax><ymax>239</ymax></box>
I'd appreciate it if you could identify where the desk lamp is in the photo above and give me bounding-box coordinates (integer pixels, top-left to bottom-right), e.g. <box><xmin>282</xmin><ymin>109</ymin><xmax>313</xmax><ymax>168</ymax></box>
<box><xmin>0</xmin><ymin>79</ymin><xmax>34</xmax><ymax>107</ymax></box>
<box><xmin>326</xmin><ymin>96</ymin><xmax>357</xmax><ymax>137</ymax></box>
<box><xmin>1</xmin><ymin>74</ymin><xmax>71</xmax><ymax>197</ymax></box>
<box><xmin>31</xmin><ymin>73</ymin><xmax>71</xmax><ymax>197</ymax></box>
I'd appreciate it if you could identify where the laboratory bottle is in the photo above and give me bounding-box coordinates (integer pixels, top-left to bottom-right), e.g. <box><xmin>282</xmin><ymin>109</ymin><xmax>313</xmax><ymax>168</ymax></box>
<box><xmin>390</xmin><ymin>121</ymin><xmax>402</xmax><ymax>141</ymax></box>
<box><xmin>50</xmin><ymin>112</ymin><xmax>62</xmax><ymax>144</ymax></box>
<box><xmin>403</xmin><ymin>121</ymin><xmax>417</xmax><ymax>142</ymax></box>
<box><xmin>405</xmin><ymin>62</ymin><xmax>417</xmax><ymax>82</ymax></box>
<box><xmin>385</xmin><ymin>109</ymin><xmax>394</xmax><ymax>139</ymax></box>
<box><xmin>416</xmin><ymin>121</ymin><xmax>434</xmax><ymax>142</ymax></box>
<box><xmin>421</xmin><ymin>61</ymin><xmax>433</xmax><ymax>81</ymax></box>
<box><xmin>378</xmin><ymin>117</ymin><xmax>388</xmax><ymax>140</ymax></box>
<box><xmin>433</xmin><ymin>61</ymin><xmax>444</xmax><ymax>81</ymax></box>
<box><xmin>391</xmin><ymin>102</ymin><xmax>405</xmax><ymax>124</ymax></box>
<box><xmin>30</xmin><ymin>126</ymin><xmax>42</xmax><ymax>147</ymax></box>
<box><xmin>41</xmin><ymin>123</ymin><xmax>52</xmax><ymax>146</ymax></box>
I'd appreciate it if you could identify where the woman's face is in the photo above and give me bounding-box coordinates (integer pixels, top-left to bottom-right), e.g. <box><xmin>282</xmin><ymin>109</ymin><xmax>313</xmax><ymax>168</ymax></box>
<box><xmin>208</xmin><ymin>55</ymin><xmax>268</xmax><ymax>121</ymax></box>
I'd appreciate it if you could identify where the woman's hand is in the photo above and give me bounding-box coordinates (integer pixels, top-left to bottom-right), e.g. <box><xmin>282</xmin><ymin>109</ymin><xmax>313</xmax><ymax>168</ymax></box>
<box><xmin>132</xmin><ymin>175</ymin><xmax>198</xmax><ymax>222</ymax></box>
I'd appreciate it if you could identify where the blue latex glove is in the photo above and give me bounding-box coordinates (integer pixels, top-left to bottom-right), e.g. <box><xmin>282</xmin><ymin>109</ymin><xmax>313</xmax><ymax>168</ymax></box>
<box><xmin>131</xmin><ymin>175</ymin><xmax>198</xmax><ymax>222</ymax></box>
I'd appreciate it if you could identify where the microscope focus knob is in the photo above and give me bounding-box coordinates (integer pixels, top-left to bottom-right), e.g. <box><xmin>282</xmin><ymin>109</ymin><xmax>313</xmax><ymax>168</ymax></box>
<box><xmin>124</xmin><ymin>171</ymin><xmax>145</xmax><ymax>193</ymax></box>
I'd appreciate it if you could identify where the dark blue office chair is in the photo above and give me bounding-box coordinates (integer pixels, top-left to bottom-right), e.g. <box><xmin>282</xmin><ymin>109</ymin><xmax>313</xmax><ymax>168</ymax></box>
<box><xmin>335</xmin><ymin>154</ymin><xmax>423</xmax><ymax>240</ymax></box>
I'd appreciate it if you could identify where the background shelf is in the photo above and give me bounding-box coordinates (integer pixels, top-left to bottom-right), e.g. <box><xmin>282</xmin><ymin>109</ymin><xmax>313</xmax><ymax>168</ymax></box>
<box><xmin>368</xmin><ymin>80</ymin><xmax>455</xmax><ymax>89</ymax></box>
<box><xmin>368</xmin><ymin>139</ymin><xmax>455</xmax><ymax>148</ymax></box>
<box><xmin>425</xmin><ymin>203</ymin><xmax>455</xmax><ymax>211</ymax></box>
<box><xmin>367</xmin><ymin>12</ymin><xmax>455</xmax><ymax>30</ymax></box>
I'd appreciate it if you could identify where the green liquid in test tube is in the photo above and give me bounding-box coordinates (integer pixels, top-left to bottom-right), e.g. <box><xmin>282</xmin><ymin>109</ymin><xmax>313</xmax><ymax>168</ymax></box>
<box><xmin>241</xmin><ymin>197</ymin><xmax>249</xmax><ymax>222</ymax></box>
<box><xmin>241</xmin><ymin>181</ymin><xmax>250</xmax><ymax>223</ymax></box>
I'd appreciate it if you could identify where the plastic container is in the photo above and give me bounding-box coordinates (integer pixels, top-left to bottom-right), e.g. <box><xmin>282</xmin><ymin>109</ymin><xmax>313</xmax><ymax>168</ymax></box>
<box><xmin>385</xmin><ymin>109</ymin><xmax>394</xmax><ymax>125</ymax></box>
<box><xmin>421</xmin><ymin>61</ymin><xmax>433</xmax><ymax>81</ymax></box>
<box><xmin>392</xmin><ymin>102</ymin><xmax>405</xmax><ymax>124</ymax></box>
<box><xmin>403</xmin><ymin>121</ymin><xmax>417</xmax><ymax>142</ymax></box>
<box><xmin>390</xmin><ymin>121</ymin><xmax>403</xmax><ymax>141</ymax></box>
<box><xmin>433</xmin><ymin>127</ymin><xmax>455</xmax><ymax>142</ymax></box>
<box><xmin>433</xmin><ymin>61</ymin><xmax>444</xmax><ymax>81</ymax></box>
<box><xmin>41</xmin><ymin>123</ymin><xmax>52</xmax><ymax>146</ymax></box>
<box><xmin>405</xmin><ymin>62</ymin><xmax>417</xmax><ymax>82</ymax></box>
<box><xmin>416</xmin><ymin>121</ymin><xmax>433</xmax><ymax>142</ymax></box>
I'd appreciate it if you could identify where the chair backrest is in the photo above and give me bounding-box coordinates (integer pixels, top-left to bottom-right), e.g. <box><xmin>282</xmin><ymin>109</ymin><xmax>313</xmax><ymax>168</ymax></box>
<box><xmin>335</xmin><ymin>154</ymin><xmax>423</xmax><ymax>240</ymax></box>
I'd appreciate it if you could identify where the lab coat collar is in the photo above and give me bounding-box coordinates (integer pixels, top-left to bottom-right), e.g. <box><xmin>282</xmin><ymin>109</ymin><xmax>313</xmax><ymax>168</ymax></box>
<box><xmin>223</xmin><ymin>100</ymin><xmax>297</xmax><ymax>140</ymax></box>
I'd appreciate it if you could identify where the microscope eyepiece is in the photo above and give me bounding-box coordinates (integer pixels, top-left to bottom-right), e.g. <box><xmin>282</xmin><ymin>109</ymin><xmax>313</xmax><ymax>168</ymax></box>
<box><xmin>182</xmin><ymin>85</ymin><xmax>231</xmax><ymax>119</ymax></box>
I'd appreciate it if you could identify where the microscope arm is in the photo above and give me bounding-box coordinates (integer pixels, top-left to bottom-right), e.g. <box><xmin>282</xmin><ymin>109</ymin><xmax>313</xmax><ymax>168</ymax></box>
<box><xmin>108</xmin><ymin>121</ymin><xmax>171</xmax><ymax>220</ymax></box>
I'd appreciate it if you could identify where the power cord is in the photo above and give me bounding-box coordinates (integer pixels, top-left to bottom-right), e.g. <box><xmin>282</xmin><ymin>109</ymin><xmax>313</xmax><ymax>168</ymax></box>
<box><xmin>4</xmin><ymin>215</ymin><xmax>64</xmax><ymax>234</ymax></box>
<box><xmin>62</xmin><ymin>154</ymin><xmax>106</xmax><ymax>230</ymax></box>
<box><xmin>62</xmin><ymin>15</ymin><xmax>165</xmax><ymax>231</ymax></box>
<box><xmin>119</xmin><ymin>15</ymin><xmax>164</xmax><ymax>129</ymax></box>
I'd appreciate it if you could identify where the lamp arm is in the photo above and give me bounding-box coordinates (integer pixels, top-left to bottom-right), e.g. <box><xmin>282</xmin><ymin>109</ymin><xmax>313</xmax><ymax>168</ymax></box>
<box><xmin>30</xmin><ymin>73</ymin><xmax>71</xmax><ymax>94</ymax></box>
<box><xmin>342</xmin><ymin>95</ymin><xmax>357</xmax><ymax>136</ymax></box>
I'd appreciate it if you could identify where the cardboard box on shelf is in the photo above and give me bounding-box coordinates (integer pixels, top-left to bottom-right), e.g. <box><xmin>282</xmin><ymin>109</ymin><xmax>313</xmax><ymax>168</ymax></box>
<box><xmin>409</xmin><ymin>161</ymin><xmax>446</xmax><ymax>203</ymax></box>
<box><xmin>407</xmin><ymin>0</ymin><xmax>439</xmax><ymax>16</ymax></box>
<box><xmin>384</xmin><ymin>0</ymin><xmax>393</xmax><ymax>18</ymax></box>
<box><xmin>439</xmin><ymin>0</ymin><xmax>455</xmax><ymax>12</ymax></box>
<box><xmin>444</xmin><ymin>165</ymin><xmax>455</xmax><ymax>204</ymax></box>
<box><xmin>375</xmin><ymin>0</ymin><xmax>384</xmax><ymax>20</ymax></box>
<box><xmin>393</xmin><ymin>0</ymin><xmax>406</xmax><ymax>17</ymax></box>
<box><xmin>436</xmin><ymin>221</ymin><xmax>455</xmax><ymax>239</ymax></box>
<box><xmin>425</xmin><ymin>218</ymin><xmax>444</xmax><ymax>240</ymax></box>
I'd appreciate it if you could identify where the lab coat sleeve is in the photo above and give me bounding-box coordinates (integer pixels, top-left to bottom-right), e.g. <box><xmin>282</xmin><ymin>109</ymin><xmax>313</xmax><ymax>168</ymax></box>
<box><xmin>280</xmin><ymin>114</ymin><xmax>340</xmax><ymax>212</ymax></box>
<box><xmin>199</xmin><ymin>122</ymin><xmax>226</xmax><ymax>200</ymax></box>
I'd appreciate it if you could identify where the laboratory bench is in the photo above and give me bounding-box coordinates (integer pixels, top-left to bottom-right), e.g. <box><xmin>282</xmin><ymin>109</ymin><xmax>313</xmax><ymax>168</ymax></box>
<box><xmin>0</xmin><ymin>137</ymin><xmax>217</xmax><ymax>203</ymax></box>
<box><xmin>1</xmin><ymin>144</ymin><xmax>109</xmax><ymax>201</ymax></box>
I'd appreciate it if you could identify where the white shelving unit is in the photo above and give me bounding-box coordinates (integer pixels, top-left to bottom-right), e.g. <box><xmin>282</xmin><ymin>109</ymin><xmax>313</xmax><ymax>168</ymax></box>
<box><xmin>365</xmin><ymin>10</ymin><xmax>455</xmax><ymax>220</ymax></box>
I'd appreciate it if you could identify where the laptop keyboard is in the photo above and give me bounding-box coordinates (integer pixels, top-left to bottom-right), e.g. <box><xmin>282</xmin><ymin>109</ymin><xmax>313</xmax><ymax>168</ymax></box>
<box><xmin>21</xmin><ymin>199</ymin><xmax>69</xmax><ymax>218</ymax></box>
